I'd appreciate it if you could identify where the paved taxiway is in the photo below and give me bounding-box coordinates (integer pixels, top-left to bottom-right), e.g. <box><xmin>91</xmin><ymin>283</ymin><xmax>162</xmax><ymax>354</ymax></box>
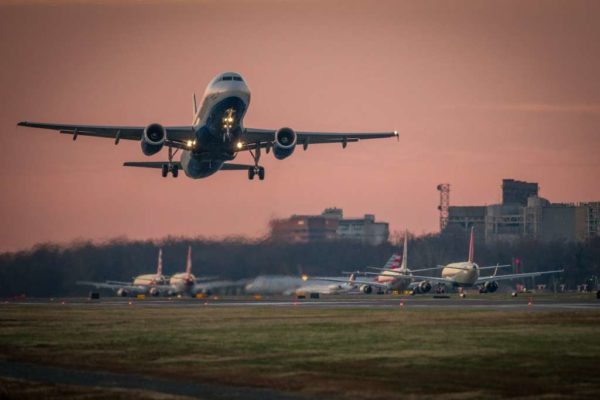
<box><xmin>3</xmin><ymin>295</ymin><xmax>599</xmax><ymax>311</ymax></box>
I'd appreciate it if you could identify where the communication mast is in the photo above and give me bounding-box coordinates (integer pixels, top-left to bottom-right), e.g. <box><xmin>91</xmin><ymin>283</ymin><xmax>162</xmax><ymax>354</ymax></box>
<box><xmin>437</xmin><ymin>184</ymin><xmax>450</xmax><ymax>231</ymax></box>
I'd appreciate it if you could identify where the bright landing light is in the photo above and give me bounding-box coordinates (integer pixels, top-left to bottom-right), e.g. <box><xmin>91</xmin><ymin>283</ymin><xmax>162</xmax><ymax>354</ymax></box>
<box><xmin>236</xmin><ymin>141</ymin><xmax>243</xmax><ymax>150</ymax></box>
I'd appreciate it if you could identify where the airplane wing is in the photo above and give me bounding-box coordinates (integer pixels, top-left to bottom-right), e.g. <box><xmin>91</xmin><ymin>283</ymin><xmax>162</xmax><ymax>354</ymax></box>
<box><xmin>310</xmin><ymin>277</ymin><xmax>389</xmax><ymax>289</ymax></box>
<box><xmin>76</xmin><ymin>281</ymin><xmax>142</xmax><ymax>291</ymax></box>
<box><xmin>240</xmin><ymin>128</ymin><xmax>398</xmax><ymax>149</ymax></box>
<box><xmin>17</xmin><ymin>122</ymin><xmax>195</xmax><ymax>143</ymax></box>
<box><xmin>122</xmin><ymin>161</ymin><xmax>257</xmax><ymax>171</ymax></box>
<box><xmin>476</xmin><ymin>269</ymin><xmax>564</xmax><ymax>283</ymax></box>
<box><xmin>368</xmin><ymin>266</ymin><xmax>444</xmax><ymax>273</ymax></box>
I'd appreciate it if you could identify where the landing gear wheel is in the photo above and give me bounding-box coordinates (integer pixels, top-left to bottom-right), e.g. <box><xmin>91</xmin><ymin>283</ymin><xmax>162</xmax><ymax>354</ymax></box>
<box><xmin>258</xmin><ymin>167</ymin><xmax>265</xmax><ymax>180</ymax></box>
<box><xmin>161</xmin><ymin>164</ymin><xmax>168</xmax><ymax>178</ymax></box>
<box><xmin>248</xmin><ymin>168</ymin><xmax>255</xmax><ymax>180</ymax></box>
<box><xmin>172</xmin><ymin>165</ymin><xmax>179</xmax><ymax>178</ymax></box>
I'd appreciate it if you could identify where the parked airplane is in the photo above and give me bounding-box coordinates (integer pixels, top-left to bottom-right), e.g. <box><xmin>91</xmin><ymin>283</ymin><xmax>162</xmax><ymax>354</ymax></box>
<box><xmin>293</xmin><ymin>273</ymin><xmax>358</xmax><ymax>297</ymax></box>
<box><xmin>165</xmin><ymin>246</ymin><xmax>197</xmax><ymax>296</ymax></box>
<box><xmin>18</xmin><ymin>72</ymin><xmax>398</xmax><ymax>180</ymax></box>
<box><xmin>316</xmin><ymin>232</ymin><xmax>440</xmax><ymax>294</ymax></box>
<box><xmin>77</xmin><ymin>248</ymin><xmax>167</xmax><ymax>297</ymax></box>
<box><xmin>164</xmin><ymin>246</ymin><xmax>223</xmax><ymax>296</ymax></box>
<box><xmin>394</xmin><ymin>228</ymin><xmax>564</xmax><ymax>295</ymax></box>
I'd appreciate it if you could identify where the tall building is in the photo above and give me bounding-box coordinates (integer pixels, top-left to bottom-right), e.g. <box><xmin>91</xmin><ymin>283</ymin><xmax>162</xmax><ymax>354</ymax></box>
<box><xmin>502</xmin><ymin>179</ymin><xmax>539</xmax><ymax>206</ymax></box>
<box><xmin>269</xmin><ymin>208</ymin><xmax>389</xmax><ymax>245</ymax></box>
<box><xmin>442</xmin><ymin>179</ymin><xmax>599</xmax><ymax>243</ymax></box>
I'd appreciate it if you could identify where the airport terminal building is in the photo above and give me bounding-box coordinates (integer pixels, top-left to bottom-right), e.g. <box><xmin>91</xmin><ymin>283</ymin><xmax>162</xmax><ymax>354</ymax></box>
<box><xmin>269</xmin><ymin>208</ymin><xmax>389</xmax><ymax>245</ymax></box>
<box><xmin>445</xmin><ymin>179</ymin><xmax>600</xmax><ymax>243</ymax></box>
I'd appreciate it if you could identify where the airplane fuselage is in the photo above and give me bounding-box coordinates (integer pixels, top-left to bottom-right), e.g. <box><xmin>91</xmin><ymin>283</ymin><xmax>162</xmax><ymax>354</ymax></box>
<box><xmin>168</xmin><ymin>272</ymin><xmax>197</xmax><ymax>294</ymax></box>
<box><xmin>441</xmin><ymin>262</ymin><xmax>479</xmax><ymax>287</ymax></box>
<box><xmin>132</xmin><ymin>273</ymin><xmax>167</xmax><ymax>286</ymax></box>
<box><xmin>181</xmin><ymin>72</ymin><xmax>251</xmax><ymax>179</ymax></box>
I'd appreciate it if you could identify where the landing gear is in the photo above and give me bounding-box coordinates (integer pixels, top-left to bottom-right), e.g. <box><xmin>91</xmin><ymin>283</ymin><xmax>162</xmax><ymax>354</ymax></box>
<box><xmin>248</xmin><ymin>144</ymin><xmax>265</xmax><ymax>181</ymax></box>
<box><xmin>248</xmin><ymin>166</ymin><xmax>265</xmax><ymax>180</ymax></box>
<box><xmin>161</xmin><ymin>145</ymin><xmax>180</xmax><ymax>178</ymax></box>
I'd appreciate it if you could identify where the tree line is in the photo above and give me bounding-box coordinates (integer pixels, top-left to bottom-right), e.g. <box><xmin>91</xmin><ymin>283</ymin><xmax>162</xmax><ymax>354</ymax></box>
<box><xmin>0</xmin><ymin>233</ymin><xmax>598</xmax><ymax>297</ymax></box>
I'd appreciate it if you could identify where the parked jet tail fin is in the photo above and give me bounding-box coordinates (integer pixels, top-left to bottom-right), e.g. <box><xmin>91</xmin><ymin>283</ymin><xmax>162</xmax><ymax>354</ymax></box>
<box><xmin>186</xmin><ymin>246</ymin><xmax>193</xmax><ymax>277</ymax></box>
<box><xmin>157</xmin><ymin>248</ymin><xmax>163</xmax><ymax>277</ymax></box>
<box><xmin>401</xmin><ymin>230</ymin><xmax>408</xmax><ymax>272</ymax></box>
<box><xmin>468</xmin><ymin>226</ymin><xmax>475</xmax><ymax>263</ymax></box>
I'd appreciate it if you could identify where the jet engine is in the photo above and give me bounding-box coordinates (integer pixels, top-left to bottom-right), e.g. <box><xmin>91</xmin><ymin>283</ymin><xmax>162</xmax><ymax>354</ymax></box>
<box><xmin>360</xmin><ymin>284</ymin><xmax>373</xmax><ymax>294</ymax></box>
<box><xmin>116</xmin><ymin>288</ymin><xmax>129</xmax><ymax>297</ymax></box>
<box><xmin>148</xmin><ymin>287</ymin><xmax>160</xmax><ymax>297</ymax></box>
<box><xmin>411</xmin><ymin>281</ymin><xmax>432</xmax><ymax>295</ymax></box>
<box><xmin>273</xmin><ymin>127</ymin><xmax>297</xmax><ymax>160</ymax></box>
<box><xmin>141</xmin><ymin>123</ymin><xmax>167</xmax><ymax>156</ymax></box>
<box><xmin>480</xmin><ymin>281</ymin><xmax>499</xmax><ymax>293</ymax></box>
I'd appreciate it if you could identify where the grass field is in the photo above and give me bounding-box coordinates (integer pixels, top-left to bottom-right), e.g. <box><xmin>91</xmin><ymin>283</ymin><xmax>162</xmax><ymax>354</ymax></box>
<box><xmin>1</xmin><ymin>301</ymin><xmax>600</xmax><ymax>399</ymax></box>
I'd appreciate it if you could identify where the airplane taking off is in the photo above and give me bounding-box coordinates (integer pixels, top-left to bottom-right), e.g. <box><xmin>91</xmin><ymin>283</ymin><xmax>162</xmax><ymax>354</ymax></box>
<box><xmin>18</xmin><ymin>72</ymin><xmax>398</xmax><ymax>180</ymax></box>
<box><xmin>77</xmin><ymin>248</ymin><xmax>167</xmax><ymax>297</ymax></box>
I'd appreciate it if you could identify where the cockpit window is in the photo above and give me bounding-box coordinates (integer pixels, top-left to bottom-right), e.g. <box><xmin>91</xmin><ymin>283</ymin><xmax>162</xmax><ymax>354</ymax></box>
<box><xmin>222</xmin><ymin>76</ymin><xmax>233</xmax><ymax>81</ymax></box>
<box><xmin>233</xmin><ymin>76</ymin><xmax>243</xmax><ymax>81</ymax></box>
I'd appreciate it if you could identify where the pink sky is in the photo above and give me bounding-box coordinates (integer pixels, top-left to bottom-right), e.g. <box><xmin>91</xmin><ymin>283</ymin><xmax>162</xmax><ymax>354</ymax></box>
<box><xmin>1</xmin><ymin>0</ymin><xmax>599</xmax><ymax>252</ymax></box>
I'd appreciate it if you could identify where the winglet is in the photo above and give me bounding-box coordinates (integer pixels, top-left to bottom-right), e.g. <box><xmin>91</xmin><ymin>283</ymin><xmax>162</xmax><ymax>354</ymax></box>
<box><xmin>394</xmin><ymin>130</ymin><xmax>399</xmax><ymax>141</ymax></box>
<box><xmin>468</xmin><ymin>227</ymin><xmax>475</xmax><ymax>263</ymax></box>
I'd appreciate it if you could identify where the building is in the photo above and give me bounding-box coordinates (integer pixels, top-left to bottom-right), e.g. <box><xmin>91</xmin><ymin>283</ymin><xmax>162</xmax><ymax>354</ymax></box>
<box><xmin>337</xmin><ymin>214</ymin><xmax>389</xmax><ymax>245</ymax></box>
<box><xmin>269</xmin><ymin>208</ymin><xmax>389</xmax><ymax>245</ymax></box>
<box><xmin>269</xmin><ymin>215</ymin><xmax>338</xmax><ymax>242</ymax></box>
<box><xmin>446</xmin><ymin>206</ymin><xmax>486</xmax><ymax>241</ymax></box>
<box><xmin>442</xmin><ymin>179</ymin><xmax>599</xmax><ymax>243</ymax></box>
<box><xmin>502</xmin><ymin>179</ymin><xmax>539</xmax><ymax>206</ymax></box>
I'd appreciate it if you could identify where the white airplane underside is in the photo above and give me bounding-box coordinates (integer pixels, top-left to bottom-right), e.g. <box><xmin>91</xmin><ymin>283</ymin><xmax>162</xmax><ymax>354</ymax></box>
<box><xmin>18</xmin><ymin>72</ymin><xmax>398</xmax><ymax>180</ymax></box>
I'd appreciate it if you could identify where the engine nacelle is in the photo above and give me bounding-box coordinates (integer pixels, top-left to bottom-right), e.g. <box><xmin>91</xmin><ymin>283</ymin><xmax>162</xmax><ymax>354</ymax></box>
<box><xmin>411</xmin><ymin>281</ymin><xmax>432</xmax><ymax>294</ymax></box>
<box><xmin>148</xmin><ymin>287</ymin><xmax>160</xmax><ymax>297</ymax></box>
<box><xmin>480</xmin><ymin>281</ymin><xmax>499</xmax><ymax>293</ymax></box>
<box><xmin>141</xmin><ymin>123</ymin><xmax>167</xmax><ymax>156</ymax></box>
<box><xmin>273</xmin><ymin>127</ymin><xmax>297</xmax><ymax>160</ymax></box>
<box><xmin>116</xmin><ymin>288</ymin><xmax>129</xmax><ymax>297</ymax></box>
<box><xmin>360</xmin><ymin>284</ymin><xmax>373</xmax><ymax>294</ymax></box>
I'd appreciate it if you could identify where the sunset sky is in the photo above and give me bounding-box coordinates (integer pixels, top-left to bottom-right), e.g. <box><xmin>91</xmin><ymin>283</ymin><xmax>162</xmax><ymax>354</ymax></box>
<box><xmin>1</xmin><ymin>0</ymin><xmax>599</xmax><ymax>252</ymax></box>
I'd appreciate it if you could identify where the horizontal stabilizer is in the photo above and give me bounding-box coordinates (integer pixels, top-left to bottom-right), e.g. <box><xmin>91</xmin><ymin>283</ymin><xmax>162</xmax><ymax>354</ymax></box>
<box><xmin>123</xmin><ymin>161</ymin><xmax>258</xmax><ymax>171</ymax></box>
<box><xmin>123</xmin><ymin>161</ymin><xmax>182</xmax><ymax>169</ymax></box>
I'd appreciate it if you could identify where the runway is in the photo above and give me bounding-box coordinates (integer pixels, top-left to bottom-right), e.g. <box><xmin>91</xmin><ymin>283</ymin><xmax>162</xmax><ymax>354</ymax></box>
<box><xmin>3</xmin><ymin>294</ymin><xmax>600</xmax><ymax>311</ymax></box>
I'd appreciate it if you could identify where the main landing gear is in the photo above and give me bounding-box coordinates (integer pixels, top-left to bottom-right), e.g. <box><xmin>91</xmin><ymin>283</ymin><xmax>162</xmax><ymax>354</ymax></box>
<box><xmin>248</xmin><ymin>144</ymin><xmax>265</xmax><ymax>181</ymax></box>
<box><xmin>161</xmin><ymin>145</ymin><xmax>179</xmax><ymax>178</ymax></box>
<box><xmin>248</xmin><ymin>166</ymin><xmax>265</xmax><ymax>180</ymax></box>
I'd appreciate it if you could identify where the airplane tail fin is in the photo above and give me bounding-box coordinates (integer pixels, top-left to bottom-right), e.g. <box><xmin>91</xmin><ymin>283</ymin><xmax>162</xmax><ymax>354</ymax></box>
<box><xmin>348</xmin><ymin>273</ymin><xmax>356</xmax><ymax>284</ymax></box>
<box><xmin>192</xmin><ymin>93</ymin><xmax>198</xmax><ymax>124</ymax></box>
<box><xmin>468</xmin><ymin>227</ymin><xmax>475</xmax><ymax>263</ymax></box>
<box><xmin>383</xmin><ymin>254</ymin><xmax>402</xmax><ymax>270</ymax></box>
<box><xmin>186</xmin><ymin>246</ymin><xmax>193</xmax><ymax>278</ymax></box>
<box><xmin>401</xmin><ymin>230</ymin><xmax>409</xmax><ymax>273</ymax></box>
<box><xmin>157</xmin><ymin>248</ymin><xmax>163</xmax><ymax>276</ymax></box>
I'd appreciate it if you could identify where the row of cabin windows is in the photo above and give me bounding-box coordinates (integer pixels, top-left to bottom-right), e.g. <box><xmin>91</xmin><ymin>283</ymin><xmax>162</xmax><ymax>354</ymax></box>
<box><xmin>221</xmin><ymin>76</ymin><xmax>243</xmax><ymax>82</ymax></box>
